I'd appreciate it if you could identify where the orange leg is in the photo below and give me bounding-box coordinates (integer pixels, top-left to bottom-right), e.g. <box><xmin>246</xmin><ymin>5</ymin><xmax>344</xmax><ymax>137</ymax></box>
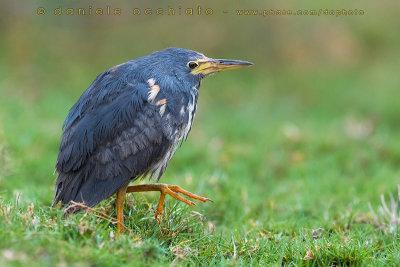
<box><xmin>126</xmin><ymin>184</ymin><xmax>212</xmax><ymax>223</ymax></box>
<box><xmin>116</xmin><ymin>185</ymin><xmax>128</xmax><ymax>235</ymax></box>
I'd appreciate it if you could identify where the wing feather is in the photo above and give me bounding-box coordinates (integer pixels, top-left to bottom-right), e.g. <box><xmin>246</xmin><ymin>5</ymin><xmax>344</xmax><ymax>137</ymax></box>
<box><xmin>53</xmin><ymin>65</ymin><xmax>169</xmax><ymax>207</ymax></box>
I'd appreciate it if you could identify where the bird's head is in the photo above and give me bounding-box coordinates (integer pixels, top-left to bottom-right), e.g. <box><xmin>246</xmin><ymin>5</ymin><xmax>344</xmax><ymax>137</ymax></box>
<box><xmin>142</xmin><ymin>47</ymin><xmax>253</xmax><ymax>90</ymax></box>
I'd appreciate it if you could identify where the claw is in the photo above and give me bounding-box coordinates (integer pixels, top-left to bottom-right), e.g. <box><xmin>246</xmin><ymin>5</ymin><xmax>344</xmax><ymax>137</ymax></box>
<box><xmin>126</xmin><ymin>183</ymin><xmax>212</xmax><ymax>223</ymax></box>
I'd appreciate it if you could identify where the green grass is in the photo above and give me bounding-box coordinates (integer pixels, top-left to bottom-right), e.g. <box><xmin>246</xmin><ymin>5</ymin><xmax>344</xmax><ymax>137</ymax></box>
<box><xmin>1</xmin><ymin>3</ymin><xmax>400</xmax><ymax>262</ymax></box>
<box><xmin>1</xmin><ymin>62</ymin><xmax>400</xmax><ymax>266</ymax></box>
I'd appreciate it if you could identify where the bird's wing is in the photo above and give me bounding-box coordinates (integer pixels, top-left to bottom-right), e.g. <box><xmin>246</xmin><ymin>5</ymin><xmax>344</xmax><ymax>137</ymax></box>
<box><xmin>56</xmin><ymin>63</ymin><xmax>171</xmax><ymax>173</ymax></box>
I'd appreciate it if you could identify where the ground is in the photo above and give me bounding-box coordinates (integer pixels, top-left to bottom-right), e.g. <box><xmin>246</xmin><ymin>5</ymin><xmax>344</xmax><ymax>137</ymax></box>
<box><xmin>1</xmin><ymin>60</ymin><xmax>400</xmax><ymax>266</ymax></box>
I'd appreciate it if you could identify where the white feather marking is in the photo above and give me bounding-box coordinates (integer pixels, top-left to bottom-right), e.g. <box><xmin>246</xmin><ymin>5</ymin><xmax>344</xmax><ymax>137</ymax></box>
<box><xmin>147</xmin><ymin>78</ymin><xmax>155</xmax><ymax>87</ymax></box>
<box><xmin>184</xmin><ymin>91</ymin><xmax>197</xmax><ymax>139</ymax></box>
<box><xmin>159</xmin><ymin>104</ymin><xmax>166</xmax><ymax>116</ymax></box>
<box><xmin>147</xmin><ymin>84</ymin><xmax>160</xmax><ymax>102</ymax></box>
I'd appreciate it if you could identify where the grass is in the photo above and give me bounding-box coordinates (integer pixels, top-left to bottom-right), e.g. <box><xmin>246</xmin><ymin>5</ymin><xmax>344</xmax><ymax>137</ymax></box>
<box><xmin>1</xmin><ymin>39</ymin><xmax>400</xmax><ymax>264</ymax></box>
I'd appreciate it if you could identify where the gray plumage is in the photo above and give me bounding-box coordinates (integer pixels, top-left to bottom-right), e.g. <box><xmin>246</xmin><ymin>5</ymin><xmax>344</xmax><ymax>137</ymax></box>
<box><xmin>53</xmin><ymin>48</ymin><xmax>205</xmax><ymax>208</ymax></box>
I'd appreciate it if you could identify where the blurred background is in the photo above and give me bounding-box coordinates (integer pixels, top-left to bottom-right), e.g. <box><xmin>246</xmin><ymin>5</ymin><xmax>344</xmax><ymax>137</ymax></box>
<box><xmin>0</xmin><ymin>0</ymin><xmax>399</xmax><ymax>228</ymax></box>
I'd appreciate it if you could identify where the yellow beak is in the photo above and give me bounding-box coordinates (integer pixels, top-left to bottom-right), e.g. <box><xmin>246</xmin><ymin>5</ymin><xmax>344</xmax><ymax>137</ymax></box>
<box><xmin>191</xmin><ymin>59</ymin><xmax>253</xmax><ymax>75</ymax></box>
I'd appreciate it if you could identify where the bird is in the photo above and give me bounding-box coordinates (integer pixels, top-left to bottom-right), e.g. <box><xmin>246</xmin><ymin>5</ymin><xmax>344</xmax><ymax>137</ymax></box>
<box><xmin>52</xmin><ymin>47</ymin><xmax>253</xmax><ymax>234</ymax></box>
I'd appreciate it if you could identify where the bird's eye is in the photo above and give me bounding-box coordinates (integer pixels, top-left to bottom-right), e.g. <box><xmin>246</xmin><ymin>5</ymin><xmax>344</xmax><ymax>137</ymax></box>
<box><xmin>188</xmin><ymin>61</ymin><xmax>198</xmax><ymax>69</ymax></box>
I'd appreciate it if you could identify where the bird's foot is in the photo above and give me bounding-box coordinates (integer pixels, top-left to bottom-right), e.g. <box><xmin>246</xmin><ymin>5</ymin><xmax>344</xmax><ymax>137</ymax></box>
<box><xmin>126</xmin><ymin>183</ymin><xmax>212</xmax><ymax>223</ymax></box>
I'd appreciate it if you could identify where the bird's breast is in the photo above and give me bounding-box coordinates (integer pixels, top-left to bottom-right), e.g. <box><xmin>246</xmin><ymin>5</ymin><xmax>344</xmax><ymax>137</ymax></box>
<box><xmin>147</xmin><ymin>87</ymin><xmax>198</xmax><ymax>180</ymax></box>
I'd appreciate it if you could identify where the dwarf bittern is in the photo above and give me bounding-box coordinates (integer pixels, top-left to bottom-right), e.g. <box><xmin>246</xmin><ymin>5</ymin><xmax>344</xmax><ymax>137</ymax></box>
<box><xmin>52</xmin><ymin>48</ymin><xmax>252</xmax><ymax>234</ymax></box>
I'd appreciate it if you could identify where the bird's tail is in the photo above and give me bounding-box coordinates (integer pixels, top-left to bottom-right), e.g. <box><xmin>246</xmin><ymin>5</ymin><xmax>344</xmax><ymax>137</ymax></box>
<box><xmin>52</xmin><ymin>171</ymin><xmax>85</xmax><ymax>209</ymax></box>
<box><xmin>52</xmin><ymin>171</ymin><xmax>129</xmax><ymax>211</ymax></box>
